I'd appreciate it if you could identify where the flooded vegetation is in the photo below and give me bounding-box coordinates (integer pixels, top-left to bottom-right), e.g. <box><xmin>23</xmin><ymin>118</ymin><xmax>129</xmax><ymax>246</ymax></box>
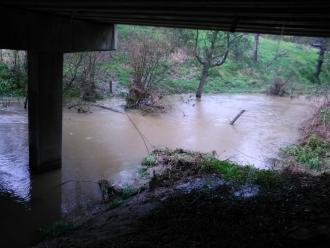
<box><xmin>1</xmin><ymin>25</ymin><xmax>330</xmax><ymax>247</ymax></box>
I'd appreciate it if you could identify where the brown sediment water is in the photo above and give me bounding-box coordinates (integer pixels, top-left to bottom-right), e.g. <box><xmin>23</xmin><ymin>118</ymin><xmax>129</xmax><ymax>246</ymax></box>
<box><xmin>0</xmin><ymin>94</ymin><xmax>315</xmax><ymax>246</ymax></box>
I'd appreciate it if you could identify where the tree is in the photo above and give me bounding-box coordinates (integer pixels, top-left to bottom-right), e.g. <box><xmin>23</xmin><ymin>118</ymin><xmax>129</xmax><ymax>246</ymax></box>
<box><xmin>63</xmin><ymin>52</ymin><xmax>106</xmax><ymax>101</ymax></box>
<box><xmin>252</xmin><ymin>33</ymin><xmax>260</xmax><ymax>63</ymax></box>
<box><xmin>125</xmin><ymin>32</ymin><xmax>173</xmax><ymax>107</ymax></box>
<box><xmin>313</xmin><ymin>38</ymin><xmax>328</xmax><ymax>80</ymax></box>
<box><xmin>194</xmin><ymin>30</ymin><xmax>231</xmax><ymax>98</ymax></box>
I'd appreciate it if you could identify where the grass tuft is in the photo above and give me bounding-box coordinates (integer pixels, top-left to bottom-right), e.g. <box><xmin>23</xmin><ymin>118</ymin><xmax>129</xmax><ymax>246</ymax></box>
<box><xmin>39</xmin><ymin>221</ymin><xmax>74</xmax><ymax>239</ymax></box>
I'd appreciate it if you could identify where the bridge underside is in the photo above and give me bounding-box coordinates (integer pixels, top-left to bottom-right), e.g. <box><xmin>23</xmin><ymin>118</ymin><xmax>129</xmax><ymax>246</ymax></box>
<box><xmin>0</xmin><ymin>0</ymin><xmax>329</xmax><ymax>173</ymax></box>
<box><xmin>1</xmin><ymin>1</ymin><xmax>330</xmax><ymax>37</ymax></box>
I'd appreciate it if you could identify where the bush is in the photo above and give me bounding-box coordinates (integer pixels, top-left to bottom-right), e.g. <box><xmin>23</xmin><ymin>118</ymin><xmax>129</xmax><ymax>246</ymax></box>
<box><xmin>0</xmin><ymin>62</ymin><xmax>25</xmax><ymax>96</ymax></box>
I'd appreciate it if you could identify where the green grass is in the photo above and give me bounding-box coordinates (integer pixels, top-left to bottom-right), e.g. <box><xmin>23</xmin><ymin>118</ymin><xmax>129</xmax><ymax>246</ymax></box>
<box><xmin>142</xmin><ymin>155</ymin><xmax>157</xmax><ymax>167</ymax></box>
<box><xmin>106</xmin><ymin>29</ymin><xmax>330</xmax><ymax>95</ymax></box>
<box><xmin>202</xmin><ymin>157</ymin><xmax>281</xmax><ymax>189</ymax></box>
<box><xmin>282</xmin><ymin>134</ymin><xmax>330</xmax><ymax>171</ymax></box>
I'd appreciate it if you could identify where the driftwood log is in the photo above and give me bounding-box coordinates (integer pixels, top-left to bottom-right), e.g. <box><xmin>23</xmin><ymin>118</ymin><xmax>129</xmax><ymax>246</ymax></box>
<box><xmin>230</xmin><ymin>110</ymin><xmax>246</xmax><ymax>125</ymax></box>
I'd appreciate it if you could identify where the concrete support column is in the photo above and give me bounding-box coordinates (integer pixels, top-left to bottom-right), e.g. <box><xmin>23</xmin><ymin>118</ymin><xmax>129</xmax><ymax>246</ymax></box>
<box><xmin>28</xmin><ymin>51</ymin><xmax>63</xmax><ymax>174</ymax></box>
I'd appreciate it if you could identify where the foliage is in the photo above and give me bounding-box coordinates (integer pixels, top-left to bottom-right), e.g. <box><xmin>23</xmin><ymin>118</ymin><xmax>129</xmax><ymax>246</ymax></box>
<box><xmin>1</xmin><ymin>27</ymin><xmax>330</xmax><ymax>98</ymax></box>
<box><xmin>194</xmin><ymin>30</ymin><xmax>232</xmax><ymax>97</ymax></box>
<box><xmin>0</xmin><ymin>62</ymin><xmax>25</xmax><ymax>96</ymax></box>
<box><xmin>109</xmin><ymin>26</ymin><xmax>330</xmax><ymax>97</ymax></box>
<box><xmin>282</xmin><ymin>134</ymin><xmax>330</xmax><ymax>171</ymax></box>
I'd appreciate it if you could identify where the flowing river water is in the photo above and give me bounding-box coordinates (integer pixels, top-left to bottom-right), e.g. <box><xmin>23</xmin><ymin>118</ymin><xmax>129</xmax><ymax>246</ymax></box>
<box><xmin>0</xmin><ymin>94</ymin><xmax>316</xmax><ymax>247</ymax></box>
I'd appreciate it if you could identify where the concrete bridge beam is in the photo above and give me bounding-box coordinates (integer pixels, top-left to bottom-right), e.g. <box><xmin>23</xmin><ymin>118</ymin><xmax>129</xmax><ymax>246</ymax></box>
<box><xmin>27</xmin><ymin>52</ymin><xmax>64</xmax><ymax>173</ymax></box>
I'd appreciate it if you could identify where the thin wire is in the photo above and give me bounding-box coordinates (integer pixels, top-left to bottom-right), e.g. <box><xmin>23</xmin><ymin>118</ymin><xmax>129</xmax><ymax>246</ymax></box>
<box><xmin>125</xmin><ymin>112</ymin><xmax>151</xmax><ymax>154</ymax></box>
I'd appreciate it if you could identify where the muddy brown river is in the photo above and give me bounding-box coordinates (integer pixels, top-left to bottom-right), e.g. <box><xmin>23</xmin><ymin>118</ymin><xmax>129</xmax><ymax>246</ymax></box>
<box><xmin>0</xmin><ymin>94</ymin><xmax>315</xmax><ymax>247</ymax></box>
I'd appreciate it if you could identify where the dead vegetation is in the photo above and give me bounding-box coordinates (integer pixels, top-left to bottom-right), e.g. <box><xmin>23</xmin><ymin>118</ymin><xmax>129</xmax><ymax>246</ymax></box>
<box><xmin>266</xmin><ymin>77</ymin><xmax>288</xmax><ymax>96</ymax></box>
<box><xmin>301</xmin><ymin>99</ymin><xmax>330</xmax><ymax>142</ymax></box>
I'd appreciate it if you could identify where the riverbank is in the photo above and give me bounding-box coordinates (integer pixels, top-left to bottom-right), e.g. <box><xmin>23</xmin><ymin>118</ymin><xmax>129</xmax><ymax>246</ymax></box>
<box><xmin>35</xmin><ymin>148</ymin><xmax>330</xmax><ymax>248</ymax></box>
<box><xmin>280</xmin><ymin>100</ymin><xmax>330</xmax><ymax>174</ymax></box>
<box><xmin>34</xmin><ymin>99</ymin><xmax>330</xmax><ymax>248</ymax></box>
<box><xmin>0</xmin><ymin>94</ymin><xmax>325</xmax><ymax>247</ymax></box>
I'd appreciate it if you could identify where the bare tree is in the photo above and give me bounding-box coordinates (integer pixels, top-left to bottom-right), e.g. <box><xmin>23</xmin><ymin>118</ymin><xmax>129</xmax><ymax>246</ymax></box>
<box><xmin>63</xmin><ymin>53</ymin><xmax>84</xmax><ymax>90</ymax></box>
<box><xmin>125</xmin><ymin>33</ymin><xmax>173</xmax><ymax>107</ymax></box>
<box><xmin>64</xmin><ymin>52</ymin><xmax>104</xmax><ymax>102</ymax></box>
<box><xmin>194</xmin><ymin>31</ymin><xmax>231</xmax><ymax>98</ymax></box>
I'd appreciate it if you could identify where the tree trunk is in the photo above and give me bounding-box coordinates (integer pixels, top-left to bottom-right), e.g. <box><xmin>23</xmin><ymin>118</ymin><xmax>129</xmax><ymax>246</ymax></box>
<box><xmin>196</xmin><ymin>65</ymin><xmax>209</xmax><ymax>98</ymax></box>
<box><xmin>253</xmin><ymin>34</ymin><xmax>260</xmax><ymax>63</ymax></box>
<box><xmin>109</xmin><ymin>80</ymin><xmax>113</xmax><ymax>94</ymax></box>
<box><xmin>80</xmin><ymin>53</ymin><xmax>97</xmax><ymax>102</ymax></box>
<box><xmin>315</xmin><ymin>39</ymin><xmax>327</xmax><ymax>80</ymax></box>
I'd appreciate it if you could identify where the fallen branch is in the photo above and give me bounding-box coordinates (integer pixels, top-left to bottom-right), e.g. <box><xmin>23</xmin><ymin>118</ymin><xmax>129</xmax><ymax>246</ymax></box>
<box><xmin>230</xmin><ymin>110</ymin><xmax>246</xmax><ymax>125</ymax></box>
<box><xmin>67</xmin><ymin>102</ymin><xmax>124</xmax><ymax>114</ymax></box>
<box><xmin>92</xmin><ymin>104</ymin><xmax>124</xmax><ymax>114</ymax></box>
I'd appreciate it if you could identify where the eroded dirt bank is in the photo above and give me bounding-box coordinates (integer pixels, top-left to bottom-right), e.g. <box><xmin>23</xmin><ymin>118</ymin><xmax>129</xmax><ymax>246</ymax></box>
<box><xmin>35</xmin><ymin>148</ymin><xmax>330</xmax><ymax>248</ymax></box>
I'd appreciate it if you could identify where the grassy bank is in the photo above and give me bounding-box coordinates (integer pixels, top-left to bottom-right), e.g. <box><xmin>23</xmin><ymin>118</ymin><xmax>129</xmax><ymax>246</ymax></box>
<box><xmin>36</xmin><ymin>148</ymin><xmax>330</xmax><ymax>248</ymax></box>
<box><xmin>281</xmin><ymin>101</ymin><xmax>330</xmax><ymax>173</ymax></box>
<box><xmin>103</xmin><ymin>27</ymin><xmax>330</xmax><ymax>96</ymax></box>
